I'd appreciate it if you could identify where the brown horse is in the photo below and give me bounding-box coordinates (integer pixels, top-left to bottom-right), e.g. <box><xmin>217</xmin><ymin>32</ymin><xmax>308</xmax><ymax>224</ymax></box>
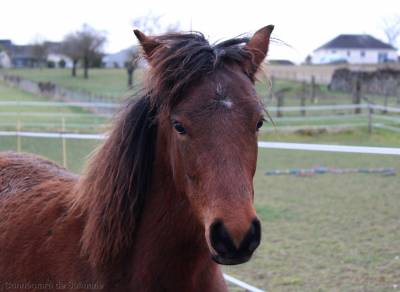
<box><xmin>0</xmin><ymin>25</ymin><xmax>273</xmax><ymax>291</ymax></box>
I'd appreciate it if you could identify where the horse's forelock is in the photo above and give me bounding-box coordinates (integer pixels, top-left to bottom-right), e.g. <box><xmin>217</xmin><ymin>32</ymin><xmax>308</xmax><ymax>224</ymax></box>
<box><xmin>145</xmin><ymin>32</ymin><xmax>253</xmax><ymax>109</ymax></box>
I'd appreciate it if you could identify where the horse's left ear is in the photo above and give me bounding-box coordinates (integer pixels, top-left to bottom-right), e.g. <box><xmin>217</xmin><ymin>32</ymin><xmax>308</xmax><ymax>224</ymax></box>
<box><xmin>242</xmin><ymin>25</ymin><xmax>274</xmax><ymax>79</ymax></box>
<box><xmin>133</xmin><ymin>29</ymin><xmax>161</xmax><ymax>61</ymax></box>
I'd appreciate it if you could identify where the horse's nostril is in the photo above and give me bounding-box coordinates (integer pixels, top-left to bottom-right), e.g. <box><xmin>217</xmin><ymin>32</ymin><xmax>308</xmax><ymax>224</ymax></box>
<box><xmin>244</xmin><ymin>218</ymin><xmax>261</xmax><ymax>253</ymax></box>
<box><xmin>209</xmin><ymin>220</ymin><xmax>236</xmax><ymax>256</ymax></box>
<box><xmin>209</xmin><ymin>218</ymin><xmax>261</xmax><ymax>263</ymax></box>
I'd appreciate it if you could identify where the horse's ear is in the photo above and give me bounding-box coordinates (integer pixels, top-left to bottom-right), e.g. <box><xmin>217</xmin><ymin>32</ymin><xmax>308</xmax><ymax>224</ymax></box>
<box><xmin>133</xmin><ymin>29</ymin><xmax>161</xmax><ymax>61</ymax></box>
<box><xmin>242</xmin><ymin>25</ymin><xmax>274</xmax><ymax>79</ymax></box>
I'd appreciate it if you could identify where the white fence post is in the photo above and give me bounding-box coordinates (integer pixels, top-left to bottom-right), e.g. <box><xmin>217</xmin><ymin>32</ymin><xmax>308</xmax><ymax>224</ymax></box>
<box><xmin>61</xmin><ymin>116</ymin><xmax>68</xmax><ymax>168</ymax></box>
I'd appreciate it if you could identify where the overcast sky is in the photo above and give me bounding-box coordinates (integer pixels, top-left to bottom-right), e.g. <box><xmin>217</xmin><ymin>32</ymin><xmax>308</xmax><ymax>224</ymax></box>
<box><xmin>1</xmin><ymin>0</ymin><xmax>399</xmax><ymax>62</ymax></box>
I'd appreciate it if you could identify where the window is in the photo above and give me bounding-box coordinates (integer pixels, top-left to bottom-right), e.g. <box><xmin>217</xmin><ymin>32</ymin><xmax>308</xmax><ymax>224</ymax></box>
<box><xmin>378</xmin><ymin>52</ymin><xmax>388</xmax><ymax>63</ymax></box>
<box><xmin>360</xmin><ymin>51</ymin><xmax>366</xmax><ymax>58</ymax></box>
<box><xmin>331</xmin><ymin>50</ymin><xmax>336</xmax><ymax>54</ymax></box>
<box><xmin>347</xmin><ymin>51</ymin><xmax>351</xmax><ymax>57</ymax></box>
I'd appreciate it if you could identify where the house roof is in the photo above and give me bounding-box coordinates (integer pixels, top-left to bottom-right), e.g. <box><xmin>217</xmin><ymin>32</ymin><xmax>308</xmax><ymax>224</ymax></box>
<box><xmin>44</xmin><ymin>41</ymin><xmax>62</xmax><ymax>54</ymax></box>
<box><xmin>10</xmin><ymin>45</ymin><xmax>35</xmax><ymax>59</ymax></box>
<box><xmin>4</xmin><ymin>41</ymin><xmax>62</xmax><ymax>59</ymax></box>
<box><xmin>315</xmin><ymin>34</ymin><xmax>396</xmax><ymax>51</ymax></box>
<box><xmin>269</xmin><ymin>59</ymin><xmax>295</xmax><ymax>65</ymax></box>
<box><xmin>0</xmin><ymin>40</ymin><xmax>13</xmax><ymax>51</ymax></box>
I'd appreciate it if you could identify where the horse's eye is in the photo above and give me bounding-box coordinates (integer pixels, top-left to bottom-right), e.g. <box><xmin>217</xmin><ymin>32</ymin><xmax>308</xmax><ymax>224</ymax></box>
<box><xmin>172</xmin><ymin>121</ymin><xmax>186</xmax><ymax>134</ymax></box>
<box><xmin>256</xmin><ymin>119</ymin><xmax>265</xmax><ymax>131</ymax></box>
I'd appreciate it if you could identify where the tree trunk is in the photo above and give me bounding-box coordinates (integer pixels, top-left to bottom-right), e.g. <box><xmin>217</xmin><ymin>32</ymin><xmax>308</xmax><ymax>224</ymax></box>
<box><xmin>72</xmin><ymin>60</ymin><xmax>77</xmax><ymax>77</ymax></box>
<box><xmin>84</xmin><ymin>57</ymin><xmax>89</xmax><ymax>79</ymax></box>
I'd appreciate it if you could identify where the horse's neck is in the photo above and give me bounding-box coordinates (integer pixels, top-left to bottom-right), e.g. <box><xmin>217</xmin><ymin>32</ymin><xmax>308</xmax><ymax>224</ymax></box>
<box><xmin>125</xmin><ymin>150</ymin><xmax>225</xmax><ymax>291</ymax></box>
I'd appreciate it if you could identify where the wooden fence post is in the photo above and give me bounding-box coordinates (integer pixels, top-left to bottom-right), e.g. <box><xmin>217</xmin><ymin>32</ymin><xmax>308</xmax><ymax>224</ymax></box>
<box><xmin>301</xmin><ymin>81</ymin><xmax>306</xmax><ymax>116</ymax></box>
<box><xmin>61</xmin><ymin>116</ymin><xmax>68</xmax><ymax>169</ymax></box>
<box><xmin>383</xmin><ymin>92</ymin><xmax>389</xmax><ymax>114</ymax></box>
<box><xmin>269</xmin><ymin>76</ymin><xmax>275</xmax><ymax>104</ymax></box>
<box><xmin>368</xmin><ymin>104</ymin><xmax>372</xmax><ymax>134</ymax></box>
<box><xmin>277</xmin><ymin>93</ymin><xmax>284</xmax><ymax>117</ymax></box>
<box><xmin>16</xmin><ymin>96</ymin><xmax>21</xmax><ymax>152</ymax></box>
<box><xmin>352</xmin><ymin>77</ymin><xmax>362</xmax><ymax>114</ymax></box>
<box><xmin>397</xmin><ymin>82</ymin><xmax>400</xmax><ymax>106</ymax></box>
<box><xmin>397</xmin><ymin>91</ymin><xmax>400</xmax><ymax>106</ymax></box>
<box><xmin>310</xmin><ymin>75</ymin><xmax>316</xmax><ymax>104</ymax></box>
<box><xmin>275</xmin><ymin>88</ymin><xmax>290</xmax><ymax>118</ymax></box>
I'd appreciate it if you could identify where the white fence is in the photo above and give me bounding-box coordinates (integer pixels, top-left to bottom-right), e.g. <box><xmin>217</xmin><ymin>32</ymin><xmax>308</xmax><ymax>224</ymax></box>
<box><xmin>2</xmin><ymin>130</ymin><xmax>400</xmax><ymax>156</ymax></box>
<box><xmin>1</xmin><ymin>101</ymin><xmax>400</xmax><ymax>136</ymax></box>
<box><xmin>1</xmin><ymin>100</ymin><xmax>399</xmax><ymax>112</ymax></box>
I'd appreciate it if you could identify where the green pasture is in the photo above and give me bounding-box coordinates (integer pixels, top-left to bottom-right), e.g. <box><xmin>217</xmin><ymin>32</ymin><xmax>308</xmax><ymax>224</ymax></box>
<box><xmin>3</xmin><ymin>67</ymin><xmax>399</xmax><ymax>107</ymax></box>
<box><xmin>228</xmin><ymin>147</ymin><xmax>400</xmax><ymax>292</ymax></box>
<box><xmin>1</xmin><ymin>68</ymin><xmax>140</xmax><ymax>99</ymax></box>
<box><xmin>0</xmin><ymin>81</ymin><xmax>109</xmax><ymax>132</ymax></box>
<box><xmin>1</xmin><ymin>74</ymin><xmax>400</xmax><ymax>135</ymax></box>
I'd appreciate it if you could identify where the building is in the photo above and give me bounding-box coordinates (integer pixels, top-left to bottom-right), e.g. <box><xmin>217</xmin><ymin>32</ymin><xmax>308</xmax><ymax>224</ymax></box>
<box><xmin>269</xmin><ymin>59</ymin><xmax>295</xmax><ymax>66</ymax></box>
<box><xmin>103</xmin><ymin>48</ymin><xmax>131</xmax><ymax>68</ymax></box>
<box><xmin>9</xmin><ymin>45</ymin><xmax>37</xmax><ymax>67</ymax></box>
<box><xmin>47</xmin><ymin>53</ymin><xmax>73</xmax><ymax>68</ymax></box>
<box><xmin>312</xmin><ymin>34</ymin><xmax>398</xmax><ymax>64</ymax></box>
<box><xmin>0</xmin><ymin>51</ymin><xmax>11</xmax><ymax>68</ymax></box>
<box><xmin>0</xmin><ymin>39</ymin><xmax>72</xmax><ymax>68</ymax></box>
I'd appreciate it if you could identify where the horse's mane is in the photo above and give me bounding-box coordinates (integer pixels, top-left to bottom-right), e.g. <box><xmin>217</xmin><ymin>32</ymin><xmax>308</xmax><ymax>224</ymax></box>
<box><xmin>72</xmin><ymin>31</ymin><xmax>256</xmax><ymax>267</ymax></box>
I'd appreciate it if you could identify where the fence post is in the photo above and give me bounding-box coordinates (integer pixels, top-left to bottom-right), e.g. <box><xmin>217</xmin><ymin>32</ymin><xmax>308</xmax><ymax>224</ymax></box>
<box><xmin>16</xmin><ymin>96</ymin><xmax>21</xmax><ymax>152</ymax></box>
<box><xmin>16</xmin><ymin>120</ymin><xmax>21</xmax><ymax>152</ymax></box>
<box><xmin>368</xmin><ymin>103</ymin><xmax>372</xmax><ymax>134</ymax></box>
<box><xmin>397</xmin><ymin>82</ymin><xmax>400</xmax><ymax>106</ymax></box>
<box><xmin>352</xmin><ymin>77</ymin><xmax>362</xmax><ymax>114</ymax></box>
<box><xmin>310</xmin><ymin>75</ymin><xmax>316</xmax><ymax>104</ymax></box>
<box><xmin>301</xmin><ymin>81</ymin><xmax>306</xmax><ymax>116</ymax></box>
<box><xmin>383</xmin><ymin>92</ymin><xmax>389</xmax><ymax>114</ymax></box>
<box><xmin>61</xmin><ymin>116</ymin><xmax>68</xmax><ymax>169</ymax></box>
<box><xmin>276</xmin><ymin>92</ymin><xmax>284</xmax><ymax>117</ymax></box>
<box><xmin>269</xmin><ymin>76</ymin><xmax>275</xmax><ymax>104</ymax></box>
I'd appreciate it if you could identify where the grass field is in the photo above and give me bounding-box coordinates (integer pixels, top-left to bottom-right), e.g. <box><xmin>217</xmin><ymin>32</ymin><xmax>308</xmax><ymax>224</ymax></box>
<box><xmin>0</xmin><ymin>82</ymin><xmax>400</xmax><ymax>133</ymax></box>
<box><xmin>1</xmin><ymin>73</ymin><xmax>400</xmax><ymax>291</ymax></box>
<box><xmin>4</xmin><ymin>67</ymin><xmax>399</xmax><ymax>107</ymax></box>
<box><xmin>0</xmin><ymin>81</ymin><xmax>109</xmax><ymax>132</ymax></box>
<box><xmin>1</xmin><ymin>68</ymin><xmax>139</xmax><ymax>99</ymax></box>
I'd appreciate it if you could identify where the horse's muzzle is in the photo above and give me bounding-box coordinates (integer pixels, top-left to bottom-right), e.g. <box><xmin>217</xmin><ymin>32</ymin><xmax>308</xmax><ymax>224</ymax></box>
<box><xmin>209</xmin><ymin>218</ymin><xmax>261</xmax><ymax>265</ymax></box>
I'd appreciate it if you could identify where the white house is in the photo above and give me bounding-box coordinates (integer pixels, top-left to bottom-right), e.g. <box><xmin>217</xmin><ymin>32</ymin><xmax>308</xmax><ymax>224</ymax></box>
<box><xmin>0</xmin><ymin>51</ymin><xmax>11</xmax><ymax>68</ymax></box>
<box><xmin>47</xmin><ymin>53</ymin><xmax>73</xmax><ymax>68</ymax></box>
<box><xmin>312</xmin><ymin>34</ymin><xmax>398</xmax><ymax>64</ymax></box>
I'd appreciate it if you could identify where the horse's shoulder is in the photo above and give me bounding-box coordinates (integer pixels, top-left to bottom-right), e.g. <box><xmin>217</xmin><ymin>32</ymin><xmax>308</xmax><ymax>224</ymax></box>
<box><xmin>0</xmin><ymin>150</ymin><xmax>74</xmax><ymax>173</ymax></box>
<box><xmin>0</xmin><ymin>151</ymin><xmax>77</xmax><ymax>199</ymax></box>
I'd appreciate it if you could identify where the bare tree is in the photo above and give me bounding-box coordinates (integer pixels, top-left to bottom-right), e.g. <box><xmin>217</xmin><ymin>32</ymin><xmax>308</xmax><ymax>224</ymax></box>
<box><xmin>128</xmin><ymin>14</ymin><xmax>180</xmax><ymax>87</ymax></box>
<box><xmin>31</xmin><ymin>41</ymin><xmax>48</xmax><ymax>68</ymax></box>
<box><xmin>61</xmin><ymin>33</ymin><xmax>81</xmax><ymax>77</ymax></box>
<box><xmin>76</xmin><ymin>24</ymin><xmax>107</xmax><ymax>79</ymax></box>
<box><xmin>381</xmin><ymin>15</ymin><xmax>400</xmax><ymax>48</ymax></box>
<box><xmin>132</xmin><ymin>13</ymin><xmax>180</xmax><ymax>36</ymax></box>
<box><xmin>124</xmin><ymin>47</ymin><xmax>139</xmax><ymax>88</ymax></box>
